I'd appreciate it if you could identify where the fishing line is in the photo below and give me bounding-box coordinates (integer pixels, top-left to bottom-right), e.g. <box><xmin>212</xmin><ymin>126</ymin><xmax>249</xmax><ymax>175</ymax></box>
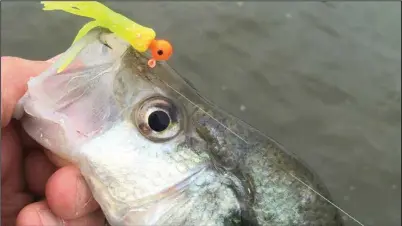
<box><xmin>161</xmin><ymin>74</ymin><xmax>365</xmax><ymax>226</ymax></box>
<box><xmin>161</xmin><ymin>81</ymin><xmax>249</xmax><ymax>145</ymax></box>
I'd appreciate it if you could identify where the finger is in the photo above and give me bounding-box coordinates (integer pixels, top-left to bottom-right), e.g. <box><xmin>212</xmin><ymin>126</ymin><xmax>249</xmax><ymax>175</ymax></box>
<box><xmin>16</xmin><ymin>201</ymin><xmax>63</xmax><ymax>226</ymax></box>
<box><xmin>16</xmin><ymin>201</ymin><xmax>105</xmax><ymax>226</ymax></box>
<box><xmin>46</xmin><ymin>54</ymin><xmax>62</xmax><ymax>63</ymax></box>
<box><xmin>25</xmin><ymin>150</ymin><xmax>56</xmax><ymax>196</ymax></box>
<box><xmin>1</xmin><ymin>57</ymin><xmax>52</xmax><ymax>127</ymax></box>
<box><xmin>64</xmin><ymin>210</ymin><xmax>105</xmax><ymax>226</ymax></box>
<box><xmin>13</xmin><ymin>120</ymin><xmax>41</xmax><ymax>151</ymax></box>
<box><xmin>1</xmin><ymin>124</ymin><xmax>23</xmax><ymax>190</ymax></box>
<box><xmin>2</xmin><ymin>191</ymin><xmax>33</xmax><ymax>226</ymax></box>
<box><xmin>46</xmin><ymin>166</ymin><xmax>99</xmax><ymax>220</ymax></box>
<box><xmin>44</xmin><ymin>148</ymin><xmax>73</xmax><ymax>168</ymax></box>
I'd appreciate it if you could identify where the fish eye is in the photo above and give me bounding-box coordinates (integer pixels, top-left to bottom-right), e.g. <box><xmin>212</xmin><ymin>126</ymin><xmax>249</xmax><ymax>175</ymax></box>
<box><xmin>148</xmin><ymin>110</ymin><xmax>169</xmax><ymax>132</ymax></box>
<box><xmin>134</xmin><ymin>96</ymin><xmax>182</xmax><ymax>142</ymax></box>
<box><xmin>157</xmin><ymin>49</ymin><xmax>164</xmax><ymax>56</ymax></box>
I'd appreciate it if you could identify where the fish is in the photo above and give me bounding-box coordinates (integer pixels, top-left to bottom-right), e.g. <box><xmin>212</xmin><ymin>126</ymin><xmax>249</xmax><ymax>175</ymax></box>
<box><xmin>11</xmin><ymin>28</ymin><xmax>361</xmax><ymax>226</ymax></box>
<box><xmin>41</xmin><ymin>1</ymin><xmax>173</xmax><ymax>73</ymax></box>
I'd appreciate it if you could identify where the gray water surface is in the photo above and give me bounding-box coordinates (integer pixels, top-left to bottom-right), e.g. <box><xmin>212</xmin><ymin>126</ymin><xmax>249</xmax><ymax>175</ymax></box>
<box><xmin>1</xmin><ymin>2</ymin><xmax>401</xmax><ymax>226</ymax></box>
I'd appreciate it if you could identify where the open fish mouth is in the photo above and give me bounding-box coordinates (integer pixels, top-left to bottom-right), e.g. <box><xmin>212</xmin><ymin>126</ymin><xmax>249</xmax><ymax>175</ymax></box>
<box><xmin>14</xmin><ymin>28</ymin><xmax>364</xmax><ymax>226</ymax></box>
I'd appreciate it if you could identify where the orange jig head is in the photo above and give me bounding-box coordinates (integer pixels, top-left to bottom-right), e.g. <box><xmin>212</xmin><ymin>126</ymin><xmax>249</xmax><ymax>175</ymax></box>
<box><xmin>147</xmin><ymin>39</ymin><xmax>173</xmax><ymax>68</ymax></box>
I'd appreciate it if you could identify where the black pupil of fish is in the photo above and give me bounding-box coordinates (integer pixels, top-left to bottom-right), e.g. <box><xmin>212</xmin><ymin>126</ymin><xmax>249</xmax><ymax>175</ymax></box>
<box><xmin>157</xmin><ymin>50</ymin><xmax>164</xmax><ymax>55</ymax></box>
<box><xmin>148</xmin><ymin>110</ymin><xmax>170</xmax><ymax>132</ymax></box>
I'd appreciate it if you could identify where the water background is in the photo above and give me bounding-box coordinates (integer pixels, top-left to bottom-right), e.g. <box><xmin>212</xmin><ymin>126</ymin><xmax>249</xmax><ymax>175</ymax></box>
<box><xmin>1</xmin><ymin>2</ymin><xmax>401</xmax><ymax>226</ymax></box>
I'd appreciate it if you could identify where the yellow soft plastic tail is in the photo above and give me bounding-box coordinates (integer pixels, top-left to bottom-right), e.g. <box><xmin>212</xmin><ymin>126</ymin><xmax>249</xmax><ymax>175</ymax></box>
<box><xmin>56</xmin><ymin>21</ymin><xmax>101</xmax><ymax>73</ymax></box>
<box><xmin>41</xmin><ymin>1</ymin><xmax>161</xmax><ymax>72</ymax></box>
<box><xmin>41</xmin><ymin>1</ymin><xmax>107</xmax><ymax>19</ymax></box>
<box><xmin>41</xmin><ymin>1</ymin><xmax>108</xmax><ymax>73</ymax></box>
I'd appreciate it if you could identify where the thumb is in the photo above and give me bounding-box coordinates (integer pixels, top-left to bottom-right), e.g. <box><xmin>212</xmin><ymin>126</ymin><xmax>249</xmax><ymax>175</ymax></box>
<box><xmin>1</xmin><ymin>57</ymin><xmax>52</xmax><ymax>127</ymax></box>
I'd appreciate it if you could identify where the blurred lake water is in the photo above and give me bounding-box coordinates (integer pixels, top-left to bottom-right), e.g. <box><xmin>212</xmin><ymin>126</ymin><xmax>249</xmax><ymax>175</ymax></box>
<box><xmin>1</xmin><ymin>2</ymin><xmax>400</xmax><ymax>226</ymax></box>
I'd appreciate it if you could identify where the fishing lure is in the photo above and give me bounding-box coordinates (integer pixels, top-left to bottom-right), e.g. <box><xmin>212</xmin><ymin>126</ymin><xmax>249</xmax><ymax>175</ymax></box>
<box><xmin>41</xmin><ymin>1</ymin><xmax>173</xmax><ymax>73</ymax></box>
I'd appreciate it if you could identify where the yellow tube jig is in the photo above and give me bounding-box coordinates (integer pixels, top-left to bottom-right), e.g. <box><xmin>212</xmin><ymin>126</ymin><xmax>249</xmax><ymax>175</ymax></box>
<box><xmin>41</xmin><ymin>1</ymin><xmax>173</xmax><ymax>73</ymax></box>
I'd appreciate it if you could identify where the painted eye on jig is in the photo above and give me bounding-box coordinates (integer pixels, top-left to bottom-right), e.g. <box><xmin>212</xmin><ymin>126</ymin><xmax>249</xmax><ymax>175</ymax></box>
<box><xmin>147</xmin><ymin>39</ymin><xmax>173</xmax><ymax>68</ymax></box>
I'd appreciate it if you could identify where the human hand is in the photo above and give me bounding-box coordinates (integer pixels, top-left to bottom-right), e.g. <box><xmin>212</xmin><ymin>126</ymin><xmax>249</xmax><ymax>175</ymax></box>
<box><xmin>1</xmin><ymin>56</ymin><xmax>105</xmax><ymax>226</ymax></box>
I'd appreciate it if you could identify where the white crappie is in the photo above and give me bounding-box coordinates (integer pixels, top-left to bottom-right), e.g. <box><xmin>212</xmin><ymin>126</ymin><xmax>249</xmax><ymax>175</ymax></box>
<box><xmin>14</xmin><ymin>30</ymin><xmax>346</xmax><ymax>226</ymax></box>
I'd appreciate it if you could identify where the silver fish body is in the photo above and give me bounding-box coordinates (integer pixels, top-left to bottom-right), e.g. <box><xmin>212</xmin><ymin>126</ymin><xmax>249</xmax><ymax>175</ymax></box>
<box><xmin>15</xmin><ymin>30</ymin><xmax>344</xmax><ymax>226</ymax></box>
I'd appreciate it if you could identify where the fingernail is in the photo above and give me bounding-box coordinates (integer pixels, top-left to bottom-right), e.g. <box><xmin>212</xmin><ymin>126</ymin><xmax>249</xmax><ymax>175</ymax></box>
<box><xmin>38</xmin><ymin>209</ymin><xmax>65</xmax><ymax>226</ymax></box>
<box><xmin>75</xmin><ymin>175</ymin><xmax>93</xmax><ymax>216</ymax></box>
<box><xmin>44</xmin><ymin>149</ymin><xmax>72</xmax><ymax>167</ymax></box>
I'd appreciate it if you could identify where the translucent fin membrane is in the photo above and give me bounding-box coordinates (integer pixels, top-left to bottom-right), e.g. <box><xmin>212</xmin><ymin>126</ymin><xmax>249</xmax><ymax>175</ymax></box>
<box><xmin>15</xmin><ymin>29</ymin><xmax>128</xmax><ymax>160</ymax></box>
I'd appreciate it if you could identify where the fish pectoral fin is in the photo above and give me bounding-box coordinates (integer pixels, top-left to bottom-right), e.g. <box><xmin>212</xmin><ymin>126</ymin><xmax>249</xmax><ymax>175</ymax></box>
<box><xmin>72</xmin><ymin>20</ymin><xmax>101</xmax><ymax>45</ymax></box>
